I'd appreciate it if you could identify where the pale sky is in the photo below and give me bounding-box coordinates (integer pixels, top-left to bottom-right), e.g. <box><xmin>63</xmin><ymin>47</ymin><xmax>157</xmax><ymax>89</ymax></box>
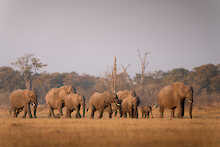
<box><xmin>0</xmin><ymin>0</ymin><xmax>219</xmax><ymax>76</ymax></box>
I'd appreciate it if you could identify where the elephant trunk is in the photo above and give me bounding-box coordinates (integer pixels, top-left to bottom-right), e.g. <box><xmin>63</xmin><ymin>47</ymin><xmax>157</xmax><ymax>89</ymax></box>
<box><xmin>189</xmin><ymin>86</ymin><xmax>193</xmax><ymax>119</ymax></box>
<box><xmin>82</xmin><ymin>96</ymin><xmax>86</xmax><ymax>118</ymax></box>
<box><xmin>189</xmin><ymin>102</ymin><xmax>193</xmax><ymax>119</ymax></box>
<box><xmin>33</xmin><ymin>102</ymin><xmax>38</xmax><ymax>118</ymax></box>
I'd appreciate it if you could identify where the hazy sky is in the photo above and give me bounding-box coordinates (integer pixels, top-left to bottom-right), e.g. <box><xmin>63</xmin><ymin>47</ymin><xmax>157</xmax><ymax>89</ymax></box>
<box><xmin>0</xmin><ymin>0</ymin><xmax>219</xmax><ymax>76</ymax></box>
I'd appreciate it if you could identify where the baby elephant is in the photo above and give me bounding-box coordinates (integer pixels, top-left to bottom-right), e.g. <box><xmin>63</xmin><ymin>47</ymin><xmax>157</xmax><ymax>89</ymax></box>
<box><xmin>140</xmin><ymin>104</ymin><xmax>155</xmax><ymax>119</ymax></box>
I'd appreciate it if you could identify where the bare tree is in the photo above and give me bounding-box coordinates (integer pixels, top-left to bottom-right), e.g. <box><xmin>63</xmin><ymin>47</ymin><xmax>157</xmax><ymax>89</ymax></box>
<box><xmin>112</xmin><ymin>56</ymin><xmax>117</xmax><ymax>93</ymax></box>
<box><xmin>137</xmin><ymin>49</ymin><xmax>150</xmax><ymax>84</ymax></box>
<box><xmin>118</xmin><ymin>64</ymin><xmax>133</xmax><ymax>90</ymax></box>
<box><xmin>121</xmin><ymin>64</ymin><xmax>130</xmax><ymax>74</ymax></box>
<box><xmin>11</xmin><ymin>54</ymin><xmax>47</xmax><ymax>90</ymax></box>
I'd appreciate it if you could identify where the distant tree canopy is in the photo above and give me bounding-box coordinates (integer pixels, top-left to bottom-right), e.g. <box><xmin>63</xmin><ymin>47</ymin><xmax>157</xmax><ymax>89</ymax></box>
<box><xmin>11</xmin><ymin>54</ymin><xmax>47</xmax><ymax>90</ymax></box>
<box><xmin>0</xmin><ymin>63</ymin><xmax>219</xmax><ymax>106</ymax></box>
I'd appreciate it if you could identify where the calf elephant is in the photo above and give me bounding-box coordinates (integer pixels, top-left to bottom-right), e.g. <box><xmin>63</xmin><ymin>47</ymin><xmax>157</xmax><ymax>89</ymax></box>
<box><xmin>140</xmin><ymin>104</ymin><xmax>155</xmax><ymax>119</ymax></box>
<box><xmin>64</xmin><ymin>93</ymin><xmax>86</xmax><ymax>118</ymax></box>
<box><xmin>88</xmin><ymin>91</ymin><xmax>120</xmax><ymax>119</ymax></box>
<box><xmin>158</xmin><ymin>82</ymin><xmax>193</xmax><ymax>119</ymax></box>
<box><xmin>9</xmin><ymin>89</ymin><xmax>38</xmax><ymax>118</ymax></box>
<box><xmin>120</xmin><ymin>91</ymin><xmax>140</xmax><ymax>118</ymax></box>
<box><xmin>45</xmin><ymin>85</ymin><xmax>74</xmax><ymax>118</ymax></box>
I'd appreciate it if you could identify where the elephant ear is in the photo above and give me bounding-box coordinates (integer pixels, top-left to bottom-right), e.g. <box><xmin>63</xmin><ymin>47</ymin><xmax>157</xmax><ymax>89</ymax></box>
<box><xmin>175</xmin><ymin>83</ymin><xmax>185</xmax><ymax>98</ymax></box>
<box><xmin>23</xmin><ymin>90</ymin><xmax>31</xmax><ymax>102</ymax></box>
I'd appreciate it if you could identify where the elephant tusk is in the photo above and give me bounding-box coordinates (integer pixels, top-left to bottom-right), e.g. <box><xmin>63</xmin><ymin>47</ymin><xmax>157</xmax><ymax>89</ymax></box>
<box><xmin>116</xmin><ymin>103</ymin><xmax>120</xmax><ymax>106</ymax></box>
<box><xmin>187</xmin><ymin>99</ymin><xmax>193</xmax><ymax>103</ymax></box>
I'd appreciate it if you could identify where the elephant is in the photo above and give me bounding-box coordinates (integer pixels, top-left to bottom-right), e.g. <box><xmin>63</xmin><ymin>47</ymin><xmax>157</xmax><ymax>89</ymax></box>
<box><xmin>45</xmin><ymin>85</ymin><xmax>74</xmax><ymax>118</ymax></box>
<box><xmin>157</xmin><ymin>82</ymin><xmax>193</xmax><ymax>119</ymax></box>
<box><xmin>140</xmin><ymin>104</ymin><xmax>155</xmax><ymax>119</ymax></box>
<box><xmin>9</xmin><ymin>89</ymin><xmax>38</xmax><ymax>118</ymax></box>
<box><xmin>88</xmin><ymin>91</ymin><xmax>120</xmax><ymax>119</ymax></box>
<box><xmin>64</xmin><ymin>93</ymin><xmax>86</xmax><ymax>118</ymax></box>
<box><xmin>120</xmin><ymin>90</ymin><xmax>140</xmax><ymax>118</ymax></box>
<box><xmin>111</xmin><ymin>90</ymin><xmax>132</xmax><ymax>117</ymax></box>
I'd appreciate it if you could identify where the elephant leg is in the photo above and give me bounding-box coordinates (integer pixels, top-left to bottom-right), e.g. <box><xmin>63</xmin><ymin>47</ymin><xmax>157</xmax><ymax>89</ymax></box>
<box><xmin>76</xmin><ymin>106</ymin><xmax>81</xmax><ymax>118</ymax></box>
<box><xmin>109</xmin><ymin>112</ymin><xmax>112</xmax><ymax>118</ymax></box>
<box><xmin>114</xmin><ymin>111</ymin><xmax>117</xmax><ymax>117</ymax></box>
<box><xmin>58</xmin><ymin>107</ymin><xmax>63</xmax><ymax>117</ymax></box>
<box><xmin>99</xmin><ymin>109</ymin><xmax>104</xmax><ymax>119</ymax></box>
<box><xmin>159</xmin><ymin>106</ymin><xmax>164</xmax><ymax>118</ymax></box>
<box><xmin>108</xmin><ymin>107</ymin><xmax>113</xmax><ymax>119</ymax></box>
<box><xmin>49</xmin><ymin>107</ymin><xmax>56</xmax><ymax>118</ymax></box>
<box><xmin>12</xmin><ymin>108</ymin><xmax>17</xmax><ymax>118</ymax></box>
<box><xmin>119</xmin><ymin>110</ymin><xmax>123</xmax><ymax>118</ymax></box>
<box><xmin>124</xmin><ymin>113</ymin><xmax>127</xmax><ymax>118</ymax></box>
<box><xmin>22</xmin><ymin>104</ymin><xmax>32</xmax><ymax>118</ymax></box>
<box><xmin>16</xmin><ymin>109</ymin><xmax>21</xmax><ymax>117</ymax></box>
<box><xmin>177</xmin><ymin>101</ymin><xmax>184</xmax><ymax>118</ymax></box>
<box><xmin>91</xmin><ymin>106</ymin><xmax>96</xmax><ymax>119</ymax></box>
<box><xmin>131</xmin><ymin>107</ymin><xmax>134</xmax><ymax>118</ymax></box>
<box><xmin>129</xmin><ymin>111</ymin><xmax>132</xmax><ymax>118</ymax></box>
<box><xmin>181</xmin><ymin>102</ymin><xmax>185</xmax><ymax>117</ymax></box>
<box><xmin>23</xmin><ymin>105</ymin><xmax>28</xmax><ymax>118</ymax></box>
<box><xmin>33</xmin><ymin>105</ymin><xmax>37</xmax><ymax>118</ymax></box>
<box><xmin>171</xmin><ymin>109</ymin><xmax>175</xmax><ymax>119</ymax></box>
<box><xmin>147</xmin><ymin>112</ymin><xmax>150</xmax><ymax>119</ymax></box>
<box><xmin>48</xmin><ymin>110</ymin><xmax>52</xmax><ymax>118</ymax></box>
<box><xmin>142</xmin><ymin>112</ymin><xmax>144</xmax><ymax>118</ymax></box>
<box><xmin>151</xmin><ymin>111</ymin><xmax>154</xmax><ymax>118</ymax></box>
<box><xmin>66</xmin><ymin>109</ymin><xmax>71</xmax><ymax>118</ymax></box>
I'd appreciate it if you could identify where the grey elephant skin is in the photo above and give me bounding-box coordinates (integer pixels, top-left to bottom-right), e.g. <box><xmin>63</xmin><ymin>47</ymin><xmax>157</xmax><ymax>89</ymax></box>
<box><xmin>64</xmin><ymin>93</ymin><xmax>86</xmax><ymax>118</ymax></box>
<box><xmin>158</xmin><ymin>82</ymin><xmax>193</xmax><ymax>119</ymax></box>
<box><xmin>45</xmin><ymin>85</ymin><xmax>74</xmax><ymax>118</ymax></box>
<box><xmin>88</xmin><ymin>91</ymin><xmax>120</xmax><ymax>119</ymax></box>
<box><xmin>9</xmin><ymin>89</ymin><xmax>38</xmax><ymax>118</ymax></box>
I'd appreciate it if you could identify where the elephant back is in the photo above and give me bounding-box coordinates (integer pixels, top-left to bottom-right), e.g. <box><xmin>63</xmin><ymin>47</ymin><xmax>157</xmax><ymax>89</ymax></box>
<box><xmin>117</xmin><ymin>90</ymin><xmax>130</xmax><ymax>101</ymax></box>
<box><xmin>10</xmin><ymin>89</ymin><xmax>29</xmax><ymax>107</ymax></box>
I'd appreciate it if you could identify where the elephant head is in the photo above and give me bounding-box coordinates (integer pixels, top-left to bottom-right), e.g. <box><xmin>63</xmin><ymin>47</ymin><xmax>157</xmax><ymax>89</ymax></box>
<box><xmin>24</xmin><ymin>90</ymin><xmax>38</xmax><ymax>118</ymax></box>
<box><xmin>177</xmin><ymin>84</ymin><xmax>194</xmax><ymax>118</ymax></box>
<box><xmin>184</xmin><ymin>86</ymin><xmax>193</xmax><ymax>119</ymax></box>
<box><xmin>63</xmin><ymin>85</ymin><xmax>74</xmax><ymax>94</ymax></box>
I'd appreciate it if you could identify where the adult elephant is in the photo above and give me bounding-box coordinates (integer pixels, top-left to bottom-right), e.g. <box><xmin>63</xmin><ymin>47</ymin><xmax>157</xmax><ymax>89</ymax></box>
<box><xmin>88</xmin><ymin>91</ymin><xmax>120</xmax><ymax>119</ymax></box>
<box><xmin>64</xmin><ymin>93</ymin><xmax>86</xmax><ymax>118</ymax></box>
<box><xmin>45</xmin><ymin>85</ymin><xmax>74</xmax><ymax>118</ymax></box>
<box><xmin>120</xmin><ymin>90</ymin><xmax>140</xmax><ymax>118</ymax></box>
<box><xmin>9</xmin><ymin>89</ymin><xmax>38</xmax><ymax>118</ymax></box>
<box><xmin>158</xmin><ymin>82</ymin><xmax>193</xmax><ymax>119</ymax></box>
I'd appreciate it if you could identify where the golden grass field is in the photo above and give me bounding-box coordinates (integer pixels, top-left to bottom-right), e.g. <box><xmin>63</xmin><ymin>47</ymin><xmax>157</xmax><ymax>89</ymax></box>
<box><xmin>0</xmin><ymin>105</ymin><xmax>220</xmax><ymax>147</ymax></box>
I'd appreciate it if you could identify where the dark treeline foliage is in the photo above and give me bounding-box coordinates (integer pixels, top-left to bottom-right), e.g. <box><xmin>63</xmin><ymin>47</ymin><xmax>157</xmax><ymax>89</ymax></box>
<box><xmin>0</xmin><ymin>64</ymin><xmax>220</xmax><ymax>106</ymax></box>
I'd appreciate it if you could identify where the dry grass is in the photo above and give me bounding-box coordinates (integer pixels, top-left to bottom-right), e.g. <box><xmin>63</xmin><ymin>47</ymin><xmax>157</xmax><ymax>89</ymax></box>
<box><xmin>0</xmin><ymin>106</ymin><xmax>220</xmax><ymax>147</ymax></box>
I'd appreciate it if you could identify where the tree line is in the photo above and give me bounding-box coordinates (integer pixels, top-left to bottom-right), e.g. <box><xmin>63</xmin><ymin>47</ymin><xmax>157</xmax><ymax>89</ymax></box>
<box><xmin>0</xmin><ymin>54</ymin><xmax>219</xmax><ymax>106</ymax></box>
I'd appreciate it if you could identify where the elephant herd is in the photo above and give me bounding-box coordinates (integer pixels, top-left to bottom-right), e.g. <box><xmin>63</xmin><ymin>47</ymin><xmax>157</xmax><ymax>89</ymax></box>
<box><xmin>9</xmin><ymin>82</ymin><xmax>194</xmax><ymax>119</ymax></box>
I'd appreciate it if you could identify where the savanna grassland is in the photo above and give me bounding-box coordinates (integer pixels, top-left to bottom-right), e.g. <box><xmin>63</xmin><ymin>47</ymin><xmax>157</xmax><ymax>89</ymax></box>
<box><xmin>0</xmin><ymin>106</ymin><xmax>220</xmax><ymax>147</ymax></box>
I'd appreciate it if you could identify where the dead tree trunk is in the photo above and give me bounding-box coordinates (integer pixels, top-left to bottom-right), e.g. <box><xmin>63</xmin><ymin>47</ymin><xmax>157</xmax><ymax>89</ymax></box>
<box><xmin>112</xmin><ymin>56</ymin><xmax>117</xmax><ymax>93</ymax></box>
